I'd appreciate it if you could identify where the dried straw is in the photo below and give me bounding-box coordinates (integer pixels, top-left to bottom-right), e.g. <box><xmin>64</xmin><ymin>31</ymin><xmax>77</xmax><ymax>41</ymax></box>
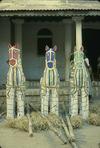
<box><xmin>5</xmin><ymin>112</ymin><xmax>61</xmax><ymax>132</ymax></box>
<box><xmin>70</xmin><ymin>115</ymin><xmax>82</xmax><ymax>129</ymax></box>
<box><xmin>89</xmin><ymin>113</ymin><xmax>100</xmax><ymax>126</ymax></box>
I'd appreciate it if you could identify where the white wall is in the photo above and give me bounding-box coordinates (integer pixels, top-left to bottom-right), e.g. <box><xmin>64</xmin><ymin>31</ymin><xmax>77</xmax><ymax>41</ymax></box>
<box><xmin>0</xmin><ymin>18</ymin><xmax>10</xmax><ymax>86</ymax></box>
<box><xmin>22</xmin><ymin>22</ymin><xmax>65</xmax><ymax>80</ymax></box>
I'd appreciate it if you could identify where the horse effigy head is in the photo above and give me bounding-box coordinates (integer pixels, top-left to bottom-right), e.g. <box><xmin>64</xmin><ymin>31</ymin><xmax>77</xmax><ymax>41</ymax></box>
<box><xmin>45</xmin><ymin>45</ymin><xmax>57</xmax><ymax>68</ymax></box>
<box><xmin>8</xmin><ymin>44</ymin><xmax>19</xmax><ymax>67</ymax></box>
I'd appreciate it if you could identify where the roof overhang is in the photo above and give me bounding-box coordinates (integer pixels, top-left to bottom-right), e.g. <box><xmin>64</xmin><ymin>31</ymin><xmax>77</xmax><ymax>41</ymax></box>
<box><xmin>0</xmin><ymin>10</ymin><xmax>100</xmax><ymax>17</ymax></box>
<box><xmin>0</xmin><ymin>1</ymin><xmax>100</xmax><ymax>17</ymax></box>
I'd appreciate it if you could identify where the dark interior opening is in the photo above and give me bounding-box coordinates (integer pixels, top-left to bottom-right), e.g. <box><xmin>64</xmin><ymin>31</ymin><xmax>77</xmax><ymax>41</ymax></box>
<box><xmin>37</xmin><ymin>28</ymin><xmax>52</xmax><ymax>56</ymax></box>
<box><xmin>10</xmin><ymin>20</ymin><xmax>15</xmax><ymax>45</ymax></box>
<box><xmin>83</xmin><ymin>29</ymin><xmax>100</xmax><ymax>80</ymax></box>
<box><xmin>37</xmin><ymin>38</ymin><xmax>52</xmax><ymax>55</ymax></box>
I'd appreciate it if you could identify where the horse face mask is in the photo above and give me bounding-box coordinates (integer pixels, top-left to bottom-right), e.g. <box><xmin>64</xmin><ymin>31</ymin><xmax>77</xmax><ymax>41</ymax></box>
<box><xmin>45</xmin><ymin>45</ymin><xmax>57</xmax><ymax>68</ymax></box>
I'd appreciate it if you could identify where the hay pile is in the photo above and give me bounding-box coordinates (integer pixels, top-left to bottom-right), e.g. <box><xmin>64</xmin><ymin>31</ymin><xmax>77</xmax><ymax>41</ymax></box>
<box><xmin>6</xmin><ymin>116</ymin><xmax>28</xmax><ymax>131</ymax></box>
<box><xmin>31</xmin><ymin>112</ymin><xmax>49</xmax><ymax>131</ymax></box>
<box><xmin>5</xmin><ymin>112</ymin><xmax>62</xmax><ymax>132</ymax></box>
<box><xmin>90</xmin><ymin>101</ymin><xmax>100</xmax><ymax>115</ymax></box>
<box><xmin>47</xmin><ymin>114</ymin><xmax>62</xmax><ymax>128</ymax></box>
<box><xmin>89</xmin><ymin>100</ymin><xmax>100</xmax><ymax>126</ymax></box>
<box><xmin>70</xmin><ymin>115</ymin><xmax>83</xmax><ymax>129</ymax></box>
<box><xmin>88</xmin><ymin>113</ymin><xmax>100</xmax><ymax>126</ymax></box>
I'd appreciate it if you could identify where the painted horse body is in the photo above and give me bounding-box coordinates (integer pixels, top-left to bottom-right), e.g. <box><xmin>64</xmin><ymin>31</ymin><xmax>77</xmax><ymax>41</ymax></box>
<box><xmin>69</xmin><ymin>48</ymin><xmax>90</xmax><ymax>119</ymax></box>
<box><xmin>40</xmin><ymin>46</ymin><xmax>60</xmax><ymax>116</ymax></box>
<box><xmin>6</xmin><ymin>45</ymin><xmax>25</xmax><ymax>118</ymax></box>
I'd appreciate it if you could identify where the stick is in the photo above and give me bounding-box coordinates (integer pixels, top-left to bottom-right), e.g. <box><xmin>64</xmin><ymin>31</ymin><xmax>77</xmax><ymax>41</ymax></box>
<box><xmin>71</xmin><ymin>142</ymin><xmax>78</xmax><ymax>148</ymax></box>
<box><xmin>61</xmin><ymin>118</ymin><xmax>71</xmax><ymax>141</ymax></box>
<box><xmin>27</xmin><ymin>114</ymin><xmax>33</xmax><ymax>137</ymax></box>
<box><xmin>46</xmin><ymin>118</ymin><xmax>67</xmax><ymax>144</ymax></box>
<box><xmin>50</xmin><ymin>126</ymin><xmax>67</xmax><ymax>144</ymax></box>
<box><xmin>66</xmin><ymin>116</ymin><xmax>75</xmax><ymax>142</ymax></box>
<box><xmin>0</xmin><ymin>112</ymin><xmax>6</xmax><ymax>117</ymax></box>
<box><xmin>61</xmin><ymin>118</ymin><xmax>78</xmax><ymax>148</ymax></box>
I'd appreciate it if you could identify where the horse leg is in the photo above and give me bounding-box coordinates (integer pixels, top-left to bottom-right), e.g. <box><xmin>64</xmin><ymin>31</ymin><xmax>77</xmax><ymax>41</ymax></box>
<box><xmin>41</xmin><ymin>87</ymin><xmax>49</xmax><ymax>116</ymax></box>
<box><xmin>6</xmin><ymin>87</ymin><xmax>15</xmax><ymax>118</ymax></box>
<box><xmin>69</xmin><ymin>89</ymin><xmax>78</xmax><ymax>117</ymax></box>
<box><xmin>16</xmin><ymin>88</ymin><xmax>25</xmax><ymax>118</ymax></box>
<box><xmin>15</xmin><ymin>66</ymin><xmax>25</xmax><ymax>118</ymax></box>
<box><xmin>79</xmin><ymin>87</ymin><xmax>89</xmax><ymax>119</ymax></box>
<box><xmin>41</xmin><ymin>92</ymin><xmax>48</xmax><ymax>116</ymax></box>
<box><xmin>69</xmin><ymin>69</ymin><xmax>78</xmax><ymax>117</ymax></box>
<box><xmin>6</xmin><ymin>67</ymin><xmax>16</xmax><ymax>118</ymax></box>
<box><xmin>44</xmin><ymin>88</ymin><xmax>49</xmax><ymax>116</ymax></box>
<box><xmin>50</xmin><ymin>88</ymin><xmax>59</xmax><ymax>116</ymax></box>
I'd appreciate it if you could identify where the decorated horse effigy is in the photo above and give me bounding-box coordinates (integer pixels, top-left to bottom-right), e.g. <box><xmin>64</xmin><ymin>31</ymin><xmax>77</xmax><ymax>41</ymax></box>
<box><xmin>69</xmin><ymin>46</ymin><xmax>91</xmax><ymax>119</ymax></box>
<box><xmin>6</xmin><ymin>44</ymin><xmax>26</xmax><ymax>118</ymax></box>
<box><xmin>40</xmin><ymin>45</ymin><xmax>60</xmax><ymax>116</ymax></box>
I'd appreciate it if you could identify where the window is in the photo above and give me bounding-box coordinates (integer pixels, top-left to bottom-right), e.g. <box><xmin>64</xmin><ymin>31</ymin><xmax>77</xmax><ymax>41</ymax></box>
<box><xmin>37</xmin><ymin>28</ymin><xmax>53</xmax><ymax>55</ymax></box>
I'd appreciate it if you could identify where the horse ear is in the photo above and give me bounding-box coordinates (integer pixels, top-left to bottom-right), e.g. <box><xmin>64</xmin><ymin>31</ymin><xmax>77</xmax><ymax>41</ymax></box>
<box><xmin>45</xmin><ymin>45</ymin><xmax>49</xmax><ymax>51</ymax></box>
<box><xmin>80</xmin><ymin>46</ymin><xmax>84</xmax><ymax>51</ymax></box>
<box><xmin>53</xmin><ymin>45</ymin><xmax>57</xmax><ymax>51</ymax></box>
<box><xmin>8</xmin><ymin>43</ymin><xmax>17</xmax><ymax>48</ymax></box>
<box><xmin>14</xmin><ymin>44</ymin><xmax>17</xmax><ymax>48</ymax></box>
<box><xmin>8</xmin><ymin>44</ymin><xmax>12</xmax><ymax>48</ymax></box>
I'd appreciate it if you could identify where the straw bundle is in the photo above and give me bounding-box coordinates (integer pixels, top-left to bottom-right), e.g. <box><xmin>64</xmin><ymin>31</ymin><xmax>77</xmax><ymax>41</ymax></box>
<box><xmin>6</xmin><ymin>117</ymin><xmax>28</xmax><ymax>131</ymax></box>
<box><xmin>89</xmin><ymin>113</ymin><xmax>100</xmax><ymax>126</ymax></box>
<box><xmin>90</xmin><ymin>102</ymin><xmax>100</xmax><ymax>115</ymax></box>
<box><xmin>31</xmin><ymin>112</ymin><xmax>49</xmax><ymax>131</ymax></box>
<box><xmin>47</xmin><ymin>114</ymin><xmax>62</xmax><ymax>128</ymax></box>
<box><xmin>5</xmin><ymin>112</ymin><xmax>62</xmax><ymax>132</ymax></box>
<box><xmin>6</xmin><ymin>118</ymin><xmax>17</xmax><ymax>128</ymax></box>
<box><xmin>15</xmin><ymin>116</ymin><xmax>28</xmax><ymax>131</ymax></box>
<box><xmin>70</xmin><ymin>116</ymin><xmax>82</xmax><ymax>129</ymax></box>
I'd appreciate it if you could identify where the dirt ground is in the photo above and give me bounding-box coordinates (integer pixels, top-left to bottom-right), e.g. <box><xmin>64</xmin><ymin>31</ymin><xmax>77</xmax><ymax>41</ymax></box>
<box><xmin>0</xmin><ymin>121</ymin><xmax>100</xmax><ymax>148</ymax></box>
<box><xmin>75</xmin><ymin>124</ymin><xmax>100</xmax><ymax>148</ymax></box>
<box><xmin>0</xmin><ymin>121</ymin><xmax>71</xmax><ymax>148</ymax></box>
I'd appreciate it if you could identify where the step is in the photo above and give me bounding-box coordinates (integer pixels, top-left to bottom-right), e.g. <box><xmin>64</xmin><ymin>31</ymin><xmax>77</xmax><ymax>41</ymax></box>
<box><xmin>26</xmin><ymin>80</ymin><xmax>69</xmax><ymax>88</ymax></box>
<box><xmin>0</xmin><ymin>81</ymin><xmax>100</xmax><ymax>97</ymax></box>
<box><xmin>0</xmin><ymin>88</ymin><xmax>70</xmax><ymax>97</ymax></box>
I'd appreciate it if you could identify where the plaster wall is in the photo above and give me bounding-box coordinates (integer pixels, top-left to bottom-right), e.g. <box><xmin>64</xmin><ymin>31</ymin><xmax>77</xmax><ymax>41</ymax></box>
<box><xmin>22</xmin><ymin>22</ymin><xmax>65</xmax><ymax>80</ymax></box>
<box><xmin>0</xmin><ymin>18</ymin><xmax>10</xmax><ymax>86</ymax></box>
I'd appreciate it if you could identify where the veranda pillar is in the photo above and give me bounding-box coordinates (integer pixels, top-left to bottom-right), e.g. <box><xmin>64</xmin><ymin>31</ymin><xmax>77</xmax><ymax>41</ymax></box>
<box><xmin>13</xmin><ymin>19</ymin><xmax>24</xmax><ymax>55</ymax></box>
<box><xmin>73</xmin><ymin>17</ymin><xmax>83</xmax><ymax>51</ymax></box>
<box><xmin>64</xmin><ymin>20</ymin><xmax>73</xmax><ymax>81</ymax></box>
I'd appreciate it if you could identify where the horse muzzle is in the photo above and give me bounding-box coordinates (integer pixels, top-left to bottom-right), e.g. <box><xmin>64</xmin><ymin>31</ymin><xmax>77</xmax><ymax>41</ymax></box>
<box><xmin>47</xmin><ymin>62</ymin><xmax>54</xmax><ymax>68</ymax></box>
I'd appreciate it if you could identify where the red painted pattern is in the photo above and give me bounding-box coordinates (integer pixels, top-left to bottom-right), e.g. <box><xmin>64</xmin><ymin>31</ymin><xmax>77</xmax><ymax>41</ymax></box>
<box><xmin>9</xmin><ymin>48</ymin><xmax>19</xmax><ymax>66</ymax></box>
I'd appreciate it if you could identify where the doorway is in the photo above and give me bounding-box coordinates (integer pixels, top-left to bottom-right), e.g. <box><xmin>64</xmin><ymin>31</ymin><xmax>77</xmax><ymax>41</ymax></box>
<box><xmin>83</xmin><ymin>29</ymin><xmax>100</xmax><ymax>80</ymax></box>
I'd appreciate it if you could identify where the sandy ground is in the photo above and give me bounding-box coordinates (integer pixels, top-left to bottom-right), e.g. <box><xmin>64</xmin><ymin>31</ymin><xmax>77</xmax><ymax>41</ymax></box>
<box><xmin>75</xmin><ymin>124</ymin><xmax>100</xmax><ymax>148</ymax></box>
<box><xmin>0</xmin><ymin>121</ymin><xmax>71</xmax><ymax>148</ymax></box>
<box><xmin>0</xmin><ymin>121</ymin><xmax>100</xmax><ymax>148</ymax></box>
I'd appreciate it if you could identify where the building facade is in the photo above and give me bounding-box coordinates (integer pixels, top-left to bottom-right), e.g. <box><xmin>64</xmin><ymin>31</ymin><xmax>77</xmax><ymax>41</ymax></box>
<box><xmin>0</xmin><ymin>0</ymin><xmax>100</xmax><ymax>86</ymax></box>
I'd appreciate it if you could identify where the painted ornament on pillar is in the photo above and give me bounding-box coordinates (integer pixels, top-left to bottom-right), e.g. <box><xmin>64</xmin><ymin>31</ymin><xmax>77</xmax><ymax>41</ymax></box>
<box><xmin>8</xmin><ymin>44</ymin><xmax>19</xmax><ymax>67</ymax></box>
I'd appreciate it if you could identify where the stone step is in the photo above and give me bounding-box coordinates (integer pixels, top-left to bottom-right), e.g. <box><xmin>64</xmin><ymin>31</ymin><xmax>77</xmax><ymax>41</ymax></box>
<box><xmin>0</xmin><ymin>88</ymin><xmax>70</xmax><ymax>97</ymax></box>
<box><xmin>26</xmin><ymin>80</ymin><xmax>69</xmax><ymax>88</ymax></box>
<box><xmin>0</xmin><ymin>81</ymin><xmax>99</xmax><ymax>97</ymax></box>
